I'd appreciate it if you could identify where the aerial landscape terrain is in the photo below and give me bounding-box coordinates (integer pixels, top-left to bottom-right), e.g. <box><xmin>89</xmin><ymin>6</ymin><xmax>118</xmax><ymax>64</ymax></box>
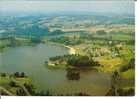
<box><xmin>0</xmin><ymin>0</ymin><xmax>135</xmax><ymax>96</ymax></box>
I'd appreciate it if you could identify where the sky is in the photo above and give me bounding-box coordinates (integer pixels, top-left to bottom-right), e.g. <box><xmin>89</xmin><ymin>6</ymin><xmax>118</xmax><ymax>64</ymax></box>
<box><xmin>0</xmin><ymin>0</ymin><xmax>135</xmax><ymax>15</ymax></box>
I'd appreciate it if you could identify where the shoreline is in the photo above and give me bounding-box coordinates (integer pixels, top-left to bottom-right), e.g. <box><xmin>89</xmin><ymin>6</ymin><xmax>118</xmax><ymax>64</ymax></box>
<box><xmin>46</xmin><ymin>42</ymin><xmax>76</xmax><ymax>55</ymax></box>
<box><xmin>62</xmin><ymin>45</ymin><xmax>76</xmax><ymax>55</ymax></box>
<box><xmin>0</xmin><ymin>41</ymin><xmax>76</xmax><ymax>55</ymax></box>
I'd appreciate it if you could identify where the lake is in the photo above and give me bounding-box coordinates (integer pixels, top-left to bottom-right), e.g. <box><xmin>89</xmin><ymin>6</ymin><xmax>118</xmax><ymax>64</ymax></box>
<box><xmin>0</xmin><ymin>43</ymin><xmax>111</xmax><ymax>95</ymax></box>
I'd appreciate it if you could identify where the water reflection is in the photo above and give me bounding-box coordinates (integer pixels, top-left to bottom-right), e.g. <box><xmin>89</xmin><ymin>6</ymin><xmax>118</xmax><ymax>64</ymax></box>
<box><xmin>66</xmin><ymin>68</ymin><xmax>80</xmax><ymax>80</ymax></box>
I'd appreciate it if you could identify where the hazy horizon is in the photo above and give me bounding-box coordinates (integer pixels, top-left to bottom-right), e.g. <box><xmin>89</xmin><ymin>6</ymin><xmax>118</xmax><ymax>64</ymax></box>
<box><xmin>0</xmin><ymin>0</ymin><xmax>135</xmax><ymax>16</ymax></box>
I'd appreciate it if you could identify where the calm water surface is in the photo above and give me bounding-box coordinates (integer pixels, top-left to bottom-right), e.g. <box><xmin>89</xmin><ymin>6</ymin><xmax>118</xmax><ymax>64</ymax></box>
<box><xmin>0</xmin><ymin>43</ymin><xmax>111</xmax><ymax>95</ymax></box>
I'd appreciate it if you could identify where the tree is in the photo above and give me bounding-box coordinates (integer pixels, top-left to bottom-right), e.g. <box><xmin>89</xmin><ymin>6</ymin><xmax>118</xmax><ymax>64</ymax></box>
<box><xmin>110</xmin><ymin>71</ymin><xmax>120</xmax><ymax>96</ymax></box>
<box><xmin>9</xmin><ymin>37</ymin><xmax>17</xmax><ymax>47</ymax></box>
<box><xmin>67</xmin><ymin>55</ymin><xmax>100</xmax><ymax>67</ymax></box>
<box><xmin>120</xmin><ymin>58</ymin><xmax>135</xmax><ymax>72</ymax></box>
<box><xmin>9</xmin><ymin>81</ymin><xmax>16</xmax><ymax>87</ymax></box>
<box><xmin>16</xmin><ymin>88</ymin><xmax>26</xmax><ymax>96</ymax></box>
<box><xmin>1</xmin><ymin>73</ymin><xmax>6</xmax><ymax>77</ymax></box>
<box><xmin>31</xmin><ymin>37</ymin><xmax>41</xmax><ymax>44</ymax></box>
<box><xmin>24</xmin><ymin>83</ymin><xmax>35</xmax><ymax>95</ymax></box>
<box><xmin>96</xmin><ymin>30</ymin><xmax>107</xmax><ymax>35</ymax></box>
<box><xmin>21</xmin><ymin>72</ymin><xmax>25</xmax><ymax>77</ymax></box>
<box><xmin>14</xmin><ymin>72</ymin><xmax>20</xmax><ymax>77</ymax></box>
